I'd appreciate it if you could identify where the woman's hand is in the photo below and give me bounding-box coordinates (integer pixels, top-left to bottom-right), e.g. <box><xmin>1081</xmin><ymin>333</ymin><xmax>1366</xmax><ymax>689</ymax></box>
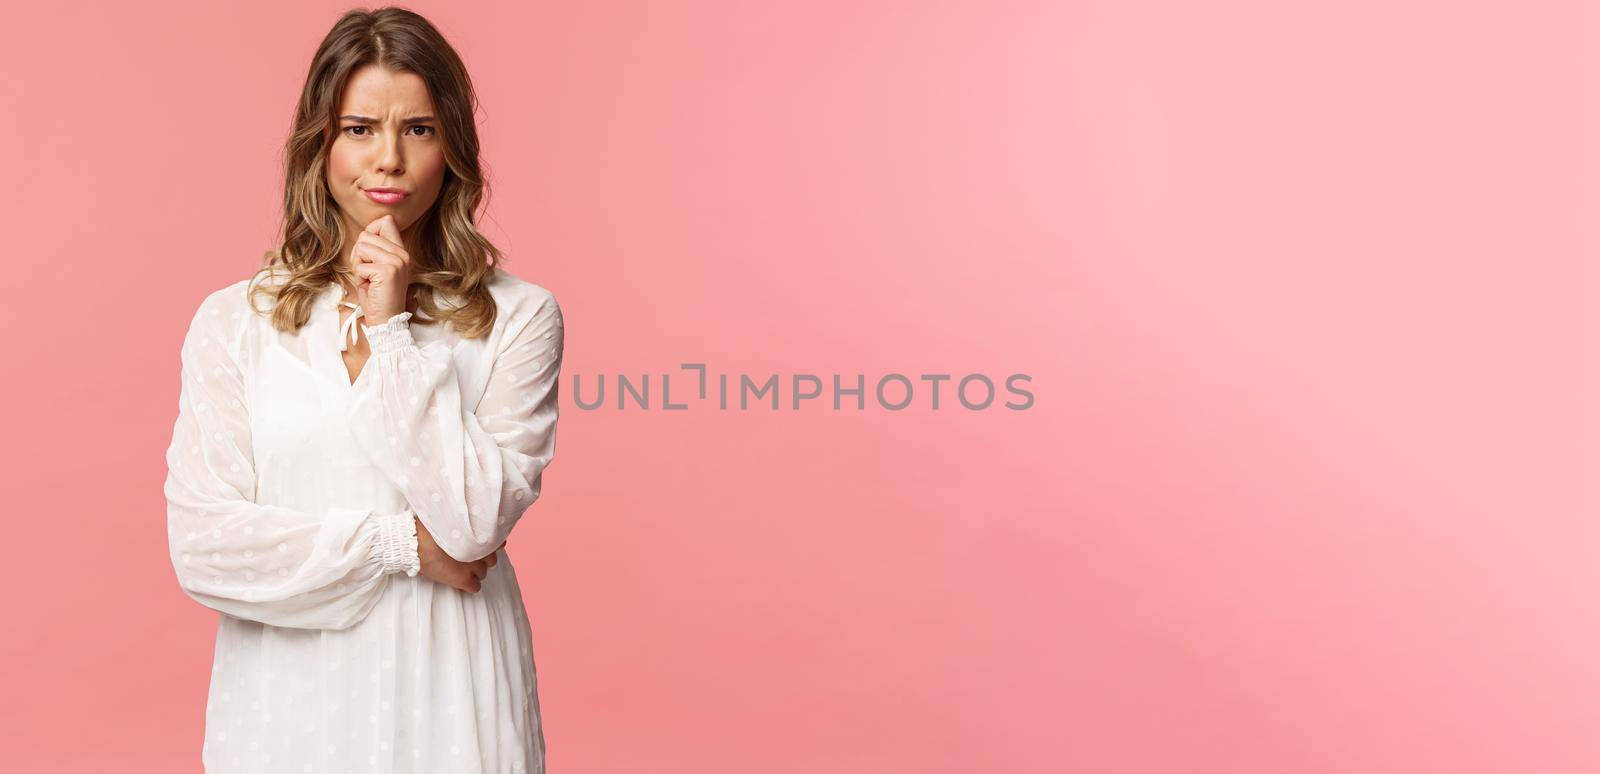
<box><xmin>414</xmin><ymin>516</ymin><xmax>505</xmax><ymax>594</ymax></box>
<box><xmin>350</xmin><ymin>214</ymin><xmax>413</xmax><ymax>324</ymax></box>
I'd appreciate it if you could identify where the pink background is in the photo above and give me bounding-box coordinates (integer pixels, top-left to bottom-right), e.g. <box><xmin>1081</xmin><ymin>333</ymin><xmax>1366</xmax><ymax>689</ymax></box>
<box><xmin>1</xmin><ymin>1</ymin><xmax>1592</xmax><ymax>771</ymax></box>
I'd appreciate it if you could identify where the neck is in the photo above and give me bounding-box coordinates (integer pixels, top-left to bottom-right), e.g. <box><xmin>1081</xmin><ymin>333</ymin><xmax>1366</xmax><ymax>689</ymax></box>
<box><xmin>336</xmin><ymin>220</ymin><xmax>423</xmax><ymax>300</ymax></box>
<box><xmin>334</xmin><ymin>276</ymin><xmax>421</xmax><ymax>315</ymax></box>
<box><xmin>338</xmin><ymin>218</ymin><xmax>423</xmax><ymax>265</ymax></box>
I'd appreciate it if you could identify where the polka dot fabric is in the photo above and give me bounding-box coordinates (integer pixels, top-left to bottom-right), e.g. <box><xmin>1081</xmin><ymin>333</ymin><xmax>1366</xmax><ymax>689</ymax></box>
<box><xmin>164</xmin><ymin>265</ymin><xmax>563</xmax><ymax>772</ymax></box>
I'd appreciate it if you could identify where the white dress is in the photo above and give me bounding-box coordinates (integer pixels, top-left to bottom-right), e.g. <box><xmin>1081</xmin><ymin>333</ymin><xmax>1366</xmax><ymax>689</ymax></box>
<box><xmin>164</xmin><ymin>265</ymin><xmax>564</xmax><ymax>773</ymax></box>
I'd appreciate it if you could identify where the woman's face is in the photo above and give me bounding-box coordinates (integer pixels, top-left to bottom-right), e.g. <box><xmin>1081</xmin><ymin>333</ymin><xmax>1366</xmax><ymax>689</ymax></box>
<box><xmin>326</xmin><ymin>65</ymin><xmax>447</xmax><ymax>250</ymax></box>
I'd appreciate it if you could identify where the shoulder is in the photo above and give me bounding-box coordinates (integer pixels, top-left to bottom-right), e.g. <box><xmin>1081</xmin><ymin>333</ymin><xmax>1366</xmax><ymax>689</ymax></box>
<box><xmin>483</xmin><ymin>266</ymin><xmax>564</xmax><ymax>358</ymax></box>
<box><xmin>486</xmin><ymin>265</ymin><xmax>562</xmax><ymax>325</ymax></box>
<box><xmin>187</xmin><ymin>277</ymin><xmax>255</xmax><ymax>328</ymax></box>
<box><xmin>197</xmin><ymin>277</ymin><xmax>257</xmax><ymax>316</ymax></box>
<box><xmin>183</xmin><ymin>276</ymin><xmax>259</xmax><ymax>352</ymax></box>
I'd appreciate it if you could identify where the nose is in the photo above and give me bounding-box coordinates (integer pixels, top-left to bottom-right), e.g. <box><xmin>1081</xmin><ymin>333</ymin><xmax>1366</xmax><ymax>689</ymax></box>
<box><xmin>375</xmin><ymin>129</ymin><xmax>404</xmax><ymax>176</ymax></box>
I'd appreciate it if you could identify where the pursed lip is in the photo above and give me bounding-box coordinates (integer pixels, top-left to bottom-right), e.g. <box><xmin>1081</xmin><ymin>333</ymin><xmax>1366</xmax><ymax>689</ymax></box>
<box><xmin>364</xmin><ymin>187</ymin><xmax>408</xmax><ymax>195</ymax></box>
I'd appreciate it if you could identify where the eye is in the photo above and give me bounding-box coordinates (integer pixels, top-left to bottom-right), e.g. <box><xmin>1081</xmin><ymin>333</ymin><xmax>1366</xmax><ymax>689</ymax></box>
<box><xmin>342</xmin><ymin>125</ymin><xmax>370</xmax><ymax>137</ymax></box>
<box><xmin>407</xmin><ymin>125</ymin><xmax>435</xmax><ymax>137</ymax></box>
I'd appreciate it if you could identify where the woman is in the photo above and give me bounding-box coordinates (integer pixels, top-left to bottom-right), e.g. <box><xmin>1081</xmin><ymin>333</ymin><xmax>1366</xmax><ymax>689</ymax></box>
<box><xmin>163</xmin><ymin>8</ymin><xmax>563</xmax><ymax>772</ymax></box>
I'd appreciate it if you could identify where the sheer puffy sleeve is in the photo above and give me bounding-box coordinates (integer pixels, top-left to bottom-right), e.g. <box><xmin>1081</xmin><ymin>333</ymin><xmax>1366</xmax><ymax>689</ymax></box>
<box><xmin>346</xmin><ymin>288</ymin><xmax>563</xmax><ymax>563</ymax></box>
<box><xmin>164</xmin><ymin>289</ymin><xmax>422</xmax><ymax>631</ymax></box>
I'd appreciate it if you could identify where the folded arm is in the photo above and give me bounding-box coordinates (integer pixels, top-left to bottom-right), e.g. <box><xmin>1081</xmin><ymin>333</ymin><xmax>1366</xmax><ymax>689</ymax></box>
<box><xmin>347</xmin><ymin>291</ymin><xmax>564</xmax><ymax>563</ymax></box>
<box><xmin>164</xmin><ymin>290</ymin><xmax>421</xmax><ymax>630</ymax></box>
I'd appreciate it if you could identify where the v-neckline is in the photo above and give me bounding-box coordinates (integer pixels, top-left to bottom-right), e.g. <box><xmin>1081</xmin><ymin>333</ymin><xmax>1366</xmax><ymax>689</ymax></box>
<box><xmin>314</xmin><ymin>284</ymin><xmax>366</xmax><ymax>392</ymax></box>
<box><xmin>315</xmin><ymin>282</ymin><xmax>439</xmax><ymax>391</ymax></box>
<box><xmin>335</xmin><ymin>299</ymin><xmax>368</xmax><ymax>387</ymax></box>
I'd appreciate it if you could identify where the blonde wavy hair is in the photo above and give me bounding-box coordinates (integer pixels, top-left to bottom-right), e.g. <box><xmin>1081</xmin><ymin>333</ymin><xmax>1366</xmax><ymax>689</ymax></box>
<box><xmin>248</xmin><ymin>6</ymin><xmax>501</xmax><ymax>339</ymax></box>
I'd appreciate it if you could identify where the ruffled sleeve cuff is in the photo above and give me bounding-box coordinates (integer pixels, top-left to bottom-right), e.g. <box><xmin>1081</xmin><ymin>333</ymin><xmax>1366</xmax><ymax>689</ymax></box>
<box><xmin>361</xmin><ymin>311</ymin><xmax>416</xmax><ymax>355</ymax></box>
<box><xmin>371</xmin><ymin>509</ymin><xmax>422</xmax><ymax>577</ymax></box>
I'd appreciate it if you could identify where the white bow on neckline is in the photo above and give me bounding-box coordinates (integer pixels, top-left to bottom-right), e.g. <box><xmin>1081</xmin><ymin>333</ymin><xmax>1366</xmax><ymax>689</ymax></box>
<box><xmin>337</xmin><ymin>301</ymin><xmax>364</xmax><ymax>352</ymax></box>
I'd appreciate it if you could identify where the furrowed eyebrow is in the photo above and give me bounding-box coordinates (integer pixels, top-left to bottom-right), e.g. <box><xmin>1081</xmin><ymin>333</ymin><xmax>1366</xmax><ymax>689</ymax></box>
<box><xmin>338</xmin><ymin>115</ymin><xmax>436</xmax><ymax>124</ymax></box>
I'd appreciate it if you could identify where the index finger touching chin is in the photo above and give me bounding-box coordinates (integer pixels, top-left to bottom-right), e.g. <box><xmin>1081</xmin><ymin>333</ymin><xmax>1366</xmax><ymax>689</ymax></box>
<box><xmin>369</xmin><ymin>214</ymin><xmax>404</xmax><ymax>244</ymax></box>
